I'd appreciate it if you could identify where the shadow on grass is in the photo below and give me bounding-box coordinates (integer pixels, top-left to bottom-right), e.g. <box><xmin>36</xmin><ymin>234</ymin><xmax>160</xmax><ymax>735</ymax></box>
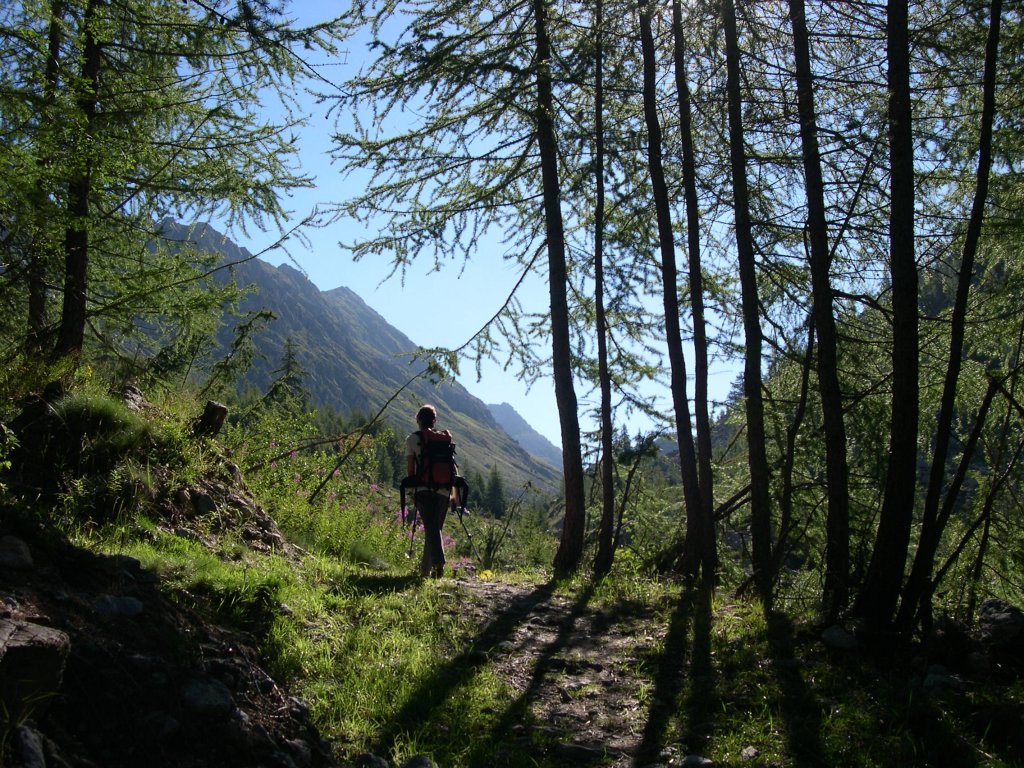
<box><xmin>342</xmin><ymin>572</ymin><xmax>422</xmax><ymax>595</ymax></box>
<box><xmin>765</xmin><ymin>612</ymin><xmax>825</xmax><ymax>767</ymax></box>
<box><xmin>634</xmin><ymin>585</ymin><xmax>714</xmax><ymax>766</ymax></box>
<box><xmin>369</xmin><ymin>579</ymin><xmax>562</xmax><ymax>761</ymax></box>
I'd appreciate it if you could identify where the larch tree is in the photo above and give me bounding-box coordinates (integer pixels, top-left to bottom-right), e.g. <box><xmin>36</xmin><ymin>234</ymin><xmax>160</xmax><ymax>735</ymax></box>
<box><xmin>671</xmin><ymin>0</ymin><xmax>716</xmax><ymax>583</ymax></box>
<box><xmin>855</xmin><ymin>0</ymin><xmax>920</xmax><ymax>635</ymax></box>
<box><xmin>592</xmin><ymin>0</ymin><xmax>617</xmax><ymax>578</ymax></box>
<box><xmin>721</xmin><ymin>0</ymin><xmax>774</xmax><ymax>605</ymax></box>
<box><xmin>786</xmin><ymin>0</ymin><xmax>851</xmax><ymax>619</ymax></box>
<box><xmin>0</xmin><ymin>0</ymin><xmax>333</xmax><ymax>368</ymax></box>
<box><xmin>327</xmin><ymin>0</ymin><xmax>588</xmax><ymax>574</ymax></box>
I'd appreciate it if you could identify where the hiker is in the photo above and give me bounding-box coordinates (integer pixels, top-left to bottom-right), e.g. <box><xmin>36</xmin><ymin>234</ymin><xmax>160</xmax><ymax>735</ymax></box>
<box><xmin>405</xmin><ymin>404</ymin><xmax>456</xmax><ymax>578</ymax></box>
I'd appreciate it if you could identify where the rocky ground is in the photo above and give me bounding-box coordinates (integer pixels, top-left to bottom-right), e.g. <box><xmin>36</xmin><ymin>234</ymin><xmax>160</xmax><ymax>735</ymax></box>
<box><xmin>1</xmin><ymin>502</ymin><xmax>336</xmax><ymax>768</ymax></box>
<box><xmin>454</xmin><ymin>579</ymin><xmax>685</xmax><ymax>767</ymax></box>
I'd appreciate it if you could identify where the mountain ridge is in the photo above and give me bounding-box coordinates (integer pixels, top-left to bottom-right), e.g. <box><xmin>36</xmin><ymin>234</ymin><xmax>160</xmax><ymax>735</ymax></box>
<box><xmin>162</xmin><ymin>221</ymin><xmax>562</xmax><ymax>494</ymax></box>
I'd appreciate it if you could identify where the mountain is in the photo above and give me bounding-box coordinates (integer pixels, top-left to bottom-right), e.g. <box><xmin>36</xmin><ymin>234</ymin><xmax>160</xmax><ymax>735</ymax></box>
<box><xmin>487</xmin><ymin>402</ymin><xmax>563</xmax><ymax>468</ymax></box>
<box><xmin>162</xmin><ymin>221</ymin><xmax>562</xmax><ymax>493</ymax></box>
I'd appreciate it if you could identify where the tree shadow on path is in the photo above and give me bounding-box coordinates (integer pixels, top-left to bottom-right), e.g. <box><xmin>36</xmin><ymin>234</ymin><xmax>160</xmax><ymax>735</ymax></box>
<box><xmin>634</xmin><ymin>585</ymin><xmax>714</xmax><ymax>766</ymax></box>
<box><xmin>369</xmin><ymin>580</ymin><xmax>562</xmax><ymax>760</ymax></box>
<box><xmin>765</xmin><ymin>612</ymin><xmax>826</xmax><ymax>767</ymax></box>
<box><xmin>462</xmin><ymin>581</ymin><xmax>599</xmax><ymax>765</ymax></box>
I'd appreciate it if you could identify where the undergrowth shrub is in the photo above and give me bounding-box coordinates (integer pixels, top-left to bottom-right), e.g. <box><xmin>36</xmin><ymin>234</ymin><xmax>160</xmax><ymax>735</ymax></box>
<box><xmin>223</xmin><ymin>407</ymin><xmax>408</xmax><ymax>568</ymax></box>
<box><xmin>15</xmin><ymin>388</ymin><xmax>172</xmax><ymax>526</ymax></box>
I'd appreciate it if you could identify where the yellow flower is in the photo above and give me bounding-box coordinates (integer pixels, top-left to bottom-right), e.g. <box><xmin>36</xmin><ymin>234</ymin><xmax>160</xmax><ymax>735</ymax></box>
<box><xmin>480</xmin><ymin>569</ymin><xmax>494</xmax><ymax>580</ymax></box>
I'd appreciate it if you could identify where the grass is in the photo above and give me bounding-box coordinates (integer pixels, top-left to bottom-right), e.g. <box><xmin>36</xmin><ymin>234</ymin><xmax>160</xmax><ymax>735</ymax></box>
<box><xmin>12</xmin><ymin>382</ymin><xmax>1022</xmax><ymax>768</ymax></box>
<box><xmin>53</xmin><ymin>511</ymin><xmax>1024</xmax><ymax>768</ymax></box>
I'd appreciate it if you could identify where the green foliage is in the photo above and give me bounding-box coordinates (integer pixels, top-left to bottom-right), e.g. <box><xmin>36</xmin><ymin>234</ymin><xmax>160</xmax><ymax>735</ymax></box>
<box><xmin>221</xmin><ymin>403</ymin><xmax>409</xmax><ymax>567</ymax></box>
<box><xmin>0</xmin><ymin>0</ymin><xmax>343</xmax><ymax>364</ymax></box>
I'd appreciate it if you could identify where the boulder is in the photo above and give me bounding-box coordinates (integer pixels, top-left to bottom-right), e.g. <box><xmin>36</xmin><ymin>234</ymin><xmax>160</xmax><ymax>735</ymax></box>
<box><xmin>977</xmin><ymin>599</ymin><xmax>1024</xmax><ymax>669</ymax></box>
<box><xmin>0</xmin><ymin>619</ymin><xmax>71</xmax><ymax>724</ymax></box>
<box><xmin>978</xmin><ymin>599</ymin><xmax>1024</xmax><ymax>645</ymax></box>
<box><xmin>821</xmin><ymin>625</ymin><xmax>858</xmax><ymax>652</ymax></box>
<box><xmin>0</xmin><ymin>535</ymin><xmax>33</xmax><ymax>570</ymax></box>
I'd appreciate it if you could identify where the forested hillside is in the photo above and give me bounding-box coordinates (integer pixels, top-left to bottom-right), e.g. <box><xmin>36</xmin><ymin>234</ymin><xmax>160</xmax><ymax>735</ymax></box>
<box><xmin>161</xmin><ymin>221</ymin><xmax>561</xmax><ymax>494</ymax></box>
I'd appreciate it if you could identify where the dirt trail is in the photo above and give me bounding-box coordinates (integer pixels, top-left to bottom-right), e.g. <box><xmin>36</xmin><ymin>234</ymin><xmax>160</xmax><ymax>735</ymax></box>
<box><xmin>453</xmin><ymin>579</ymin><xmax>684</xmax><ymax>768</ymax></box>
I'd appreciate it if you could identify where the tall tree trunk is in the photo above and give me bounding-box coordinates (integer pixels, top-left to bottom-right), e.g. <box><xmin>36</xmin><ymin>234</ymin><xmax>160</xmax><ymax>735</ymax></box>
<box><xmin>671</xmin><ymin>0</ymin><xmax>716</xmax><ymax>582</ymax></box>
<box><xmin>722</xmin><ymin>0</ymin><xmax>773</xmax><ymax>604</ymax></box>
<box><xmin>896</xmin><ymin>0</ymin><xmax>1002</xmax><ymax>635</ymax></box>
<box><xmin>534</xmin><ymin>0</ymin><xmax>587</xmax><ymax>576</ymax></box>
<box><xmin>855</xmin><ymin>0</ymin><xmax>918</xmax><ymax>635</ymax></box>
<box><xmin>638</xmin><ymin>0</ymin><xmax>704</xmax><ymax>583</ymax></box>
<box><xmin>787</xmin><ymin>0</ymin><xmax>851</xmax><ymax>620</ymax></box>
<box><xmin>27</xmin><ymin>0</ymin><xmax>67</xmax><ymax>356</ymax></box>
<box><xmin>54</xmin><ymin>0</ymin><xmax>102</xmax><ymax>362</ymax></box>
<box><xmin>592</xmin><ymin>0</ymin><xmax>618</xmax><ymax>578</ymax></box>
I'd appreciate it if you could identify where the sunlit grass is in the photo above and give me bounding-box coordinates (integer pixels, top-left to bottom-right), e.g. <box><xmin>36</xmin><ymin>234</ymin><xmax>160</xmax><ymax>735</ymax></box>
<box><xmin>25</xmin><ymin>381</ymin><xmax>1024</xmax><ymax>768</ymax></box>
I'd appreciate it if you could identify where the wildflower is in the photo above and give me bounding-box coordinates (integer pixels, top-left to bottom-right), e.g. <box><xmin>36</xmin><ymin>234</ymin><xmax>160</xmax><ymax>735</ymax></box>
<box><xmin>332</xmin><ymin>468</ymin><xmax>340</xmax><ymax>478</ymax></box>
<box><xmin>480</xmin><ymin>569</ymin><xmax>494</xmax><ymax>580</ymax></box>
<box><xmin>369</xmin><ymin>482</ymin><xmax>380</xmax><ymax>492</ymax></box>
<box><xmin>293</xmin><ymin>472</ymin><xmax>302</xmax><ymax>483</ymax></box>
<box><xmin>289</xmin><ymin>450</ymin><xmax>298</xmax><ymax>459</ymax></box>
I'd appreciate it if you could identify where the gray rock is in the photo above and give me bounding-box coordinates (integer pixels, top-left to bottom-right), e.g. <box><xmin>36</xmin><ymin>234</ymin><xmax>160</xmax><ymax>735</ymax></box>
<box><xmin>94</xmin><ymin>594</ymin><xmax>144</xmax><ymax>619</ymax></box>
<box><xmin>140</xmin><ymin>711</ymin><xmax>181</xmax><ymax>740</ymax></box>
<box><xmin>174</xmin><ymin>527</ymin><xmax>203</xmax><ymax>542</ymax></box>
<box><xmin>0</xmin><ymin>536</ymin><xmax>33</xmax><ymax>570</ymax></box>
<box><xmin>923</xmin><ymin>664</ymin><xmax>963</xmax><ymax>692</ymax></box>
<box><xmin>268</xmin><ymin>749</ymin><xmax>299</xmax><ymax>768</ymax></box>
<box><xmin>108</xmin><ymin>554</ymin><xmax>143</xmax><ymax>576</ymax></box>
<box><xmin>0</xmin><ymin>619</ymin><xmax>70</xmax><ymax>722</ymax></box>
<box><xmin>821</xmin><ymin>625</ymin><xmax>858</xmax><ymax>652</ymax></box>
<box><xmin>978</xmin><ymin>599</ymin><xmax>1024</xmax><ymax>645</ymax></box>
<box><xmin>288</xmin><ymin>695</ymin><xmax>310</xmax><ymax>717</ymax></box>
<box><xmin>681</xmin><ymin>756</ymin><xmax>714</xmax><ymax>767</ymax></box>
<box><xmin>400</xmin><ymin>757</ymin><xmax>437</xmax><ymax>768</ymax></box>
<box><xmin>228</xmin><ymin>708</ymin><xmax>275</xmax><ymax>752</ymax></box>
<box><xmin>966</xmin><ymin>651</ymin><xmax>991</xmax><ymax>675</ymax></box>
<box><xmin>180</xmin><ymin>676</ymin><xmax>235</xmax><ymax>719</ymax></box>
<box><xmin>741</xmin><ymin>745</ymin><xmax>760</xmax><ymax>761</ymax></box>
<box><xmin>8</xmin><ymin>724</ymin><xmax>46</xmax><ymax>768</ymax></box>
<box><xmin>285</xmin><ymin>738</ymin><xmax>313</xmax><ymax>768</ymax></box>
<box><xmin>354</xmin><ymin>754</ymin><xmax>391</xmax><ymax>768</ymax></box>
<box><xmin>554</xmin><ymin>743</ymin><xmax>608</xmax><ymax>761</ymax></box>
<box><xmin>191</xmin><ymin>490</ymin><xmax>218</xmax><ymax>515</ymax></box>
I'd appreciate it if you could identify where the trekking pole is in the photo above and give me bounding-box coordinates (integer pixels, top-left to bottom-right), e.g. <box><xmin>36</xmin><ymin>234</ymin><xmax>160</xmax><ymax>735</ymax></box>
<box><xmin>400</xmin><ymin>477</ymin><xmax>419</xmax><ymax>558</ymax></box>
<box><xmin>453</xmin><ymin>502</ymin><xmax>482</xmax><ymax>564</ymax></box>
<box><xmin>407</xmin><ymin>512</ymin><xmax>419</xmax><ymax>558</ymax></box>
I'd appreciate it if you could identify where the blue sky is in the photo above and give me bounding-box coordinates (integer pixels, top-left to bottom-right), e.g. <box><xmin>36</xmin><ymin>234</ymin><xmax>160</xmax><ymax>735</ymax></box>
<box><xmin>240</xmin><ymin>0</ymin><xmax>565</xmax><ymax>446</ymax></box>
<box><xmin>238</xmin><ymin>0</ymin><xmax>741</xmax><ymax>450</ymax></box>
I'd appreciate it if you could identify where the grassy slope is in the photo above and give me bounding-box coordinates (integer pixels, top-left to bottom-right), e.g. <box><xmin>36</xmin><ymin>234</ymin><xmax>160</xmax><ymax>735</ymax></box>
<box><xmin>3</xmin><ymin>386</ymin><xmax>1022</xmax><ymax>768</ymax></box>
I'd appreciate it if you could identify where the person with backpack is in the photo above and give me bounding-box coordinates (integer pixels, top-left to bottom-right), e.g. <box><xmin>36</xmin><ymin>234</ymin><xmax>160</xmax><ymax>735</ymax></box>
<box><xmin>404</xmin><ymin>404</ymin><xmax>458</xmax><ymax>578</ymax></box>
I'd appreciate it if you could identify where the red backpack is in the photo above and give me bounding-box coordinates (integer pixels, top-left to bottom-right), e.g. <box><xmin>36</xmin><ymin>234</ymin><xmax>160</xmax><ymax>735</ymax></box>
<box><xmin>415</xmin><ymin>429</ymin><xmax>459</xmax><ymax>488</ymax></box>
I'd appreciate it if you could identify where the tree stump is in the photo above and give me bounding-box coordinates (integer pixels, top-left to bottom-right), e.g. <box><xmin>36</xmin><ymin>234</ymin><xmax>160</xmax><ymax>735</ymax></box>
<box><xmin>193</xmin><ymin>401</ymin><xmax>228</xmax><ymax>437</ymax></box>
